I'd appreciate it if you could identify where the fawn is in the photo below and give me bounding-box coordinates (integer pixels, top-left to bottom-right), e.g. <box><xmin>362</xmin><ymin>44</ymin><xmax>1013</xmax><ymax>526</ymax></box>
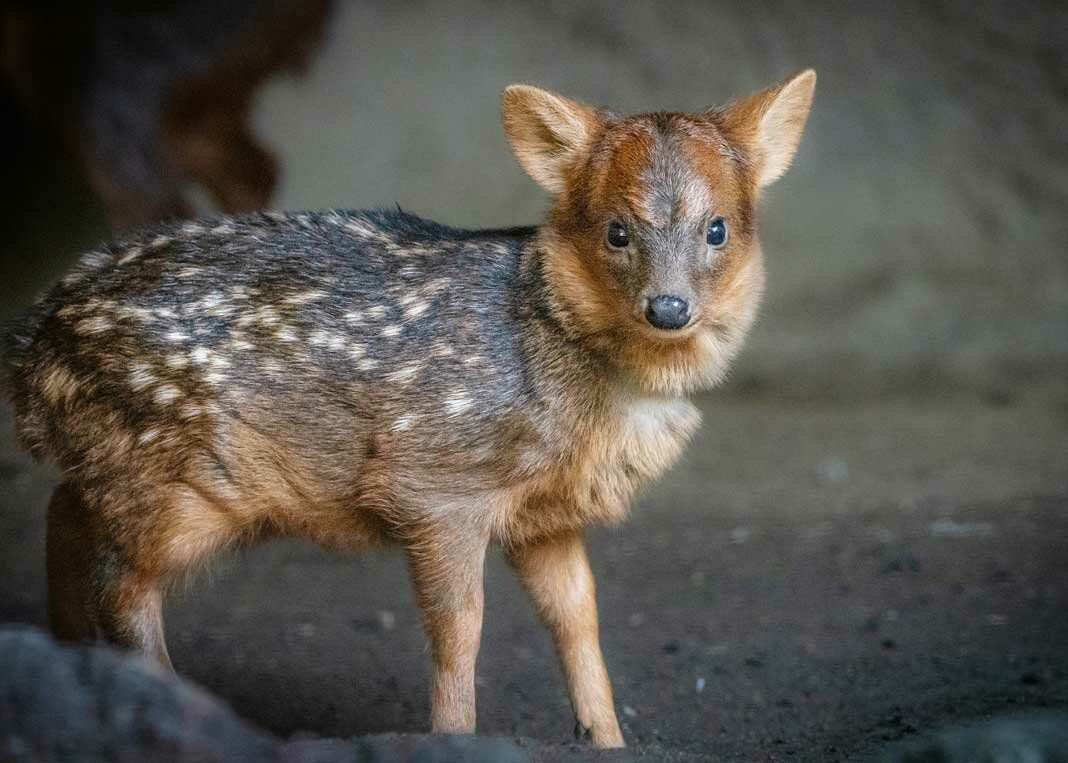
<box><xmin>2</xmin><ymin>70</ymin><xmax>815</xmax><ymax>747</ymax></box>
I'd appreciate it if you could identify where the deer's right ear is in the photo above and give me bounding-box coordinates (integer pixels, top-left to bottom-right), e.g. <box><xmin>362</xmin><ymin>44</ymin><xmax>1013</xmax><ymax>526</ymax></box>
<box><xmin>501</xmin><ymin>85</ymin><xmax>602</xmax><ymax>194</ymax></box>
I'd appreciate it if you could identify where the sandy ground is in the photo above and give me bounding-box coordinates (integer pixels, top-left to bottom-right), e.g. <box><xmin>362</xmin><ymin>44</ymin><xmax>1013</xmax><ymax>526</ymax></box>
<box><xmin>1</xmin><ymin>1</ymin><xmax>1066</xmax><ymax>761</ymax></box>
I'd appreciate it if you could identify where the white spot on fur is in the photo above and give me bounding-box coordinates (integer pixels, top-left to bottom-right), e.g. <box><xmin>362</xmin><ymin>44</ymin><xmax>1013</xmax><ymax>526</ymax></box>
<box><xmin>165</xmin><ymin>331</ymin><xmax>190</xmax><ymax>343</ymax></box>
<box><xmin>207</xmin><ymin>303</ymin><xmax>236</xmax><ymax>318</ymax></box>
<box><xmin>347</xmin><ymin>343</ymin><xmax>366</xmax><ymax>359</ymax></box>
<box><xmin>116</xmin><ymin>305</ymin><xmax>155</xmax><ymax>323</ymax></box>
<box><xmin>381</xmin><ymin>324</ymin><xmax>402</xmax><ymax>338</ymax></box>
<box><xmin>275</xmin><ymin>326</ymin><xmax>298</xmax><ymax>343</ymax></box>
<box><xmin>403</xmin><ymin>300</ymin><xmax>429</xmax><ymax>320</ymax></box>
<box><xmin>175</xmin><ymin>267</ymin><xmax>201</xmax><ymax>279</ymax></box>
<box><xmin>253</xmin><ymin>306</ymin><xmax>280</xmax><ymax>326</ymax></box>
<box><xmin>422</xmin><ymin>278</ymin><xmax>451</xmax><ymax>296</ymax></box>
<box><xmin>283</xmin><ymin>290</ymin><xmax>327</xmax><ymax>306</ymax></box>
<box><xmin>181</xmin><ymin>222</ymin><xmax>205</xmax><ymax>236</ymax></box>
<box><xmin>463</xmin><ymin>355</ymin><xmax>484</xmax><ymax>366</ymax></box>
<box><xmin>80</xmin><ymin>251</ymin><xmax>111</xmax><ymax>269</ymax></box>
<box><xmin>444</xmin><ymin>396</ymin><xmax>473</xmax><ymax>415</ymax></box>
<box><xmin>344</xmin><ymin>310</ymin><xmax>364</xmax><ymax>323</ymax></box>
<box><xmin>128</xmin><ymin>363</ymin><xmax>157</xmax><ymax>391</ymax></box>
<box><xmin>208</xmin><ymin>354</ymin><xmax>231</xmax><ymax>371</ymax></box>
<box><xmin>154</xmin><ymin>384</ymin><xmax>182</xmax><ymax>405</ymax></box>
<box><xmin>179</xmin><ymin>402</ymin><xmax>203</xmax><ymax>419</ymax></box>
<box><xmin>265</xmin><ymin>210</ymin><xmax>288</xmax><ymax>222</ymax></box>
<box><xmin>197</xmin><ymin>292</ymin><xmax>225</xmax><ymax>311</ymax></box>
<box><xmin>190</xmin><ymin>346</ymin><xmax>211</xmax><ymax>364</ymax></box>
<box><xmin>117</xmin><ymin>247</ymin><xmax>144</xmax><ymax>266</ymax></box>
<box><xmin>357</xmin><ymin>357</ymin><xmax>380</xmax><ymax>371</ymax></box>
<box><xmin>39</xmin><ymin>365</ymin><xmax>80</xmax><ymax>403</ymax></box>
<box><xmin>204</xmin><ymin>371</ymin><xmax>227</xmax><ymax>385</ymax></box>
<box><xmin>211</xmin><ymin>223</ymin><xmax>235</xmax><ymax>235</ymax></box>
<box><xmin>367</xmin><ymin>305</ymin><xmax>388</xmax><ymax>319</ymax></box>
<box><xmin>165</xmin><ymin>354</ymin><xmax>189</xmax><ymax>369</ymax></box>
<box><xmin>149</xmin><ymin>235</ymin><xmax>172</xmax><ymax>249</ymax></box>
<box><xmin>138</xmin><ymin>428</ymin><xmax>160</xmax><ymax>445</ymax></box>
<box><xmin>387</xmin><ymin>365</ymin><xmax>420</xmax><ymax>384</ymax></box>
<box><xmin>343</xmin><ymin>218</ymin><xmax>378</xmax><ymax>238</ymax></box>
<box><xmin>391</xmin><ymin>417</ymin><xmax>414</xmax><ymax>432</ymax></box>
<box><xmin>74</xmin><ymin>316</ymin><xmax>112</xmax><ymax>335</ymax></box>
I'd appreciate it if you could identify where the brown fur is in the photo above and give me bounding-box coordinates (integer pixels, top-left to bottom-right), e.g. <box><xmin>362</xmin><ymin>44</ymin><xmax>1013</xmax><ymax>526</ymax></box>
<box><xmin>5</xmin><ymin>71</ymin><xmax>815</xmax><ymax>748</ymax></box>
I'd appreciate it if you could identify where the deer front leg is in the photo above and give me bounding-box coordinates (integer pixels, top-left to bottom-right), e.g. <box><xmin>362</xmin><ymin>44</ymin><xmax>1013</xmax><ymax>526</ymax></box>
<box><xmin>405</xmin><ymin>520</ymin><xmax>489</xmax><ymax>734</ymax></box>
<box><xmin>507</xmin><ymin>530</ymin><xmax>624</xmax><ymax>748</ymax></box>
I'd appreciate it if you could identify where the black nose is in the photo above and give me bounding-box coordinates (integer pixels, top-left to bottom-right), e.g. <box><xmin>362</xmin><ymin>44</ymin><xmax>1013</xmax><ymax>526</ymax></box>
<box><xmin>644</xmin><ymin>295</ymin><xmax>691</xmax><ymax>330</ymax></box>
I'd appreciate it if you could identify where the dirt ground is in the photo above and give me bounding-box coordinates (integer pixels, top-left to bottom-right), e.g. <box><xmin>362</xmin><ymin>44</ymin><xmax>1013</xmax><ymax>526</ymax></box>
<box><xmin>1</xmin><ymin>2</ymin><xmax>1066</xmax><ymax>761</ymax></box>
<box><xmin>2</xmin><ymin>387</ymin><xmax>1066</xmax><ymax>761</ymax></box>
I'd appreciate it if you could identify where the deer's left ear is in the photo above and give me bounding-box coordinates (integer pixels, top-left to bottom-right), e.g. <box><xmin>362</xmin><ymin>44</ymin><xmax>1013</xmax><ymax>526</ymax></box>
<box><xmin>719</xmin><ymin>69</ymin><xmax>817</xmax><ymax>188</ymax></box>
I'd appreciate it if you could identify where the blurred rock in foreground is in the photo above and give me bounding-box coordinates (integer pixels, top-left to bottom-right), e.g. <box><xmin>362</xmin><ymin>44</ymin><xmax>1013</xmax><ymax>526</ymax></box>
<box><xmin>0</xmin><ymin>626</ymin><xmax>276</xmax><ymax>762</ymax></box>
<box><xmin>0</xmin><ymin>626</ymin><xmax>530</xmax><ymax>763</ymax></box>
<box><xmin>878</xmin><ymin>712</ymin><xmax>1068</xmax><ymax>763</ymax></box>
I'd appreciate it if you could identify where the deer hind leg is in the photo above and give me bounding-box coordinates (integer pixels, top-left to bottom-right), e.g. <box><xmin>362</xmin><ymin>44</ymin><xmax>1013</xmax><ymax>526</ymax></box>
<box><xmin>404</xmin><ymin>516</ymin><xmax>491</xmax><ymax>735</ymax></box>
<box><xmin>46</xmin><ymin>480</ymin><xmax>242</xmax><ymax>669</ymax></box>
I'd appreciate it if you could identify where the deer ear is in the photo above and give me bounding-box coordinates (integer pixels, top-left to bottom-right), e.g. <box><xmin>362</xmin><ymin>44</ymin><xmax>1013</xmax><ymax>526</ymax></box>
<box><xmin>501</xmin><ymin>84</ymin><xmax>602</xmax><ymax>194</ymax></box>
<box><xmin>719</xmin><ymin>69</ymin><xmax>816</xmax><ymax>188</ymax></box>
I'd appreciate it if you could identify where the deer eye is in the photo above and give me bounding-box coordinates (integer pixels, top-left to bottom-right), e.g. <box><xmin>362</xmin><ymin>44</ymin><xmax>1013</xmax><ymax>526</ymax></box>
<box><xmin>706</xmin><ymin>217</ymin><xmax>728</xmax><ymax>248</ymax></box>
<box><xmin>606</xmin><ymin>221</ymin><xmax>630</xmax><ymax>249</ymax></box>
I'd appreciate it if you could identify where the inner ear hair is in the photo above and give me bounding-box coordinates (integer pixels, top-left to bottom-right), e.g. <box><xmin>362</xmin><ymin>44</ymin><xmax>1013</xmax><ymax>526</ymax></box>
<box><xmin>718</xmin><ymin>69</ymin><xmax>817</xmax><ymax>188</ymax></box>
<box><xmin>501</xmin><ymin>84</ymin><xmax>602</xmax><ymax>194</ymax></box>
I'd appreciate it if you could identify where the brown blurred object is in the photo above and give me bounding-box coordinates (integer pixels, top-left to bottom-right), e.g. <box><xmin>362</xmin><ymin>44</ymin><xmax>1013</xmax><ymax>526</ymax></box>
<box><xmin>1</xmin><ymin>2</ymin><xmax>333</xmax><ymax>231</ymax></box>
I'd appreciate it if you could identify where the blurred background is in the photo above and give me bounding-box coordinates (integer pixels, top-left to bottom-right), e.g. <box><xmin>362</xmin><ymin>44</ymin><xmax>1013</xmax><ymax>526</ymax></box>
<box><xmin>1</xmin><ymin>2</ymin><xmax>1066</xmax><ymax>761</ymax></box>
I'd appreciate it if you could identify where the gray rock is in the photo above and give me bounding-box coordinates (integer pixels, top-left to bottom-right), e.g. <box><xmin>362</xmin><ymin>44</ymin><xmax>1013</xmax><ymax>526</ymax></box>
<box><xmin>0</xmin><ymin>627</ymin><xmax>532</xmax><ymax>763</ymax></box>
<box><xmin>0</xmin><ymin>626</ymin><xmax>279</xmax><ymax>762</ymax></box>
<box><xmin>878</xmin><ymin>712</ymin><xmax>1068</xmax><ymax>763</ymax></box>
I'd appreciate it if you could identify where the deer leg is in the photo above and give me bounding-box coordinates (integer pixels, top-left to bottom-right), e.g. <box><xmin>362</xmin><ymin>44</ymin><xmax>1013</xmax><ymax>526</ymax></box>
<box><xmin>507</xmin><ymin>530</ymin><xmax>624</xmax><ymax>748</ymax></box>
<box><xmin>405</xmin><ymin>519</ymin><xmax>490</xmax><ymax>734</ymax></box>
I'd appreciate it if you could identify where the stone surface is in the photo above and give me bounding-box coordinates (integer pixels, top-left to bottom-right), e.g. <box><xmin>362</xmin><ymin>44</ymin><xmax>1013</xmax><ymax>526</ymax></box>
<box><xmin>0</xmin><ymin>628</ymin><xmax>539</xmax><ymax>763</ymax></box>
<box><xmin>878</xmin><ymin>712</ymin><xmax>1068</xmax><ymax>763</ymax></box>
<box><xmin>0</xmin><ymin>628</ymin><xmax>277</xmax><ymax>763</ymax></box>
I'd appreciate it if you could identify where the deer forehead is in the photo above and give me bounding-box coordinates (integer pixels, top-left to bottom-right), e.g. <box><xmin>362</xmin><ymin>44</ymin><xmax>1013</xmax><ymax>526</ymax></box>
<box><xmin>586</xmin><ymin>117</ymin><xmax>739</xmax><ymax>228</ymax></box>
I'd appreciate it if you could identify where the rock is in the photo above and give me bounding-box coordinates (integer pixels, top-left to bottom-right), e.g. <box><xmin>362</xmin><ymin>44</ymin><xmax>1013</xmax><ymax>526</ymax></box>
<box><xmin>0</xmin><ymin>626</ymin><xmax>278</xmax><ymax>763</ymax></box>
<box><xmin>879</xmin><ymin>712</ymin><xmax>1068</xmax><ymax>762</ymax></box>
<box><xmin>0</xmin><ymin>627</ymin><xmax>533</xmax><ymax>763</ymax></box>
